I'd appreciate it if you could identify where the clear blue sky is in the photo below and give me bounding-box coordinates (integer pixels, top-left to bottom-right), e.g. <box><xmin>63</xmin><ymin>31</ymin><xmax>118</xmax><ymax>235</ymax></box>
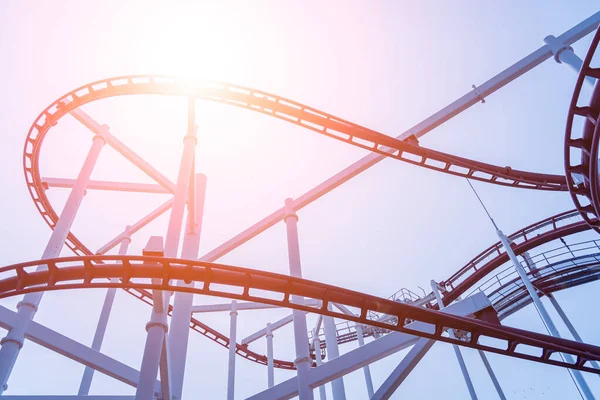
<box><xmin>1</xmin><ymin>1</ymin><xmax>600</xmax><ymax>399</ymax></box>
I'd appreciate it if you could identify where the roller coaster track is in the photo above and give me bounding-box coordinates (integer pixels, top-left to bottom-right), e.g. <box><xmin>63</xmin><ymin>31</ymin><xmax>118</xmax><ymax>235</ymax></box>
<box><xmin>439</xmin><ymin>210</ymin><xmax>590</xmax><ymax>305</ymax></box>
<box><xmin>480</xmin><ymin>249</ymin><xmax>600</xmax><ymax>320</ymax></box>
<box><xmin>5</xmin><ymin>254</ymin><xmax>600</xmax><ymax>374</ymax></box>
<box><xmin>20</xmin><ymin>75</ymin><xmax>571</xmax><ymax>370</ymax></box>
<box><xmin>566</xmin><ymin>25</ymin><xmax>600</xmax><ymax>232</ymax></box>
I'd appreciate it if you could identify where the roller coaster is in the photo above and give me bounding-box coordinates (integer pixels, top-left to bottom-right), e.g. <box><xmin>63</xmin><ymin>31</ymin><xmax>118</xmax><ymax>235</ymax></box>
<box><xmin>3</xmin><ymin>9</ymin><xmax>600</xmax><ymax>400</ymax></box>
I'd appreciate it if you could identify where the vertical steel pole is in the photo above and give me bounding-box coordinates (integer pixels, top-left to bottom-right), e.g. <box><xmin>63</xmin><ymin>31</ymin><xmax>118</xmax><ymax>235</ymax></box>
<box><xmin>169</xmin><ymin>173</ymin><xmax>207</xmax><ymax>400</ymax></box>
<box><xmin>0</xmin><ymin>134</ymin><xmax>105</xmax><ymax>394</ymax></box>
<box><xmin>284</xmin><ymin>198</ymin><xmax>314</xmax><ymax>400</ymax></box>
<box><xmin>477</xmin><ymin>350</ymin><xmax>506</xmax><ymax>400</ymax></box>
<box><xmin>431</xmin><ymin>281</ymin><xmax>478</xmax><ymax>400</ymax></box>
<box><xmin>547</xmin><ymin>293</ymin><xmax>600</xmax><ymax>372</ymax></box>
<box><xmin>266</xmin><ymin>323</ymin><xmax>275</xmax><ymax>388</ymax></box>
<box><xmin>136</xmin><ymin>99</ymin><xmax>197</xmax><ymax>400</ymax></box>
<box><xmin>312</xmin><ymin>330</ymin><xmax>327</xmax><ymax>400</ymax></box>
<box><xmin>323</xmin><ymin>306</ymin><xmax>346</xmax><ymax>400</ymax></box>
<box><xmin>227</xmin><ymin>300</ymin><xmax>238</xmax><ymax>400</ymax></box>
<box><xmin>354</xmin><ymin>324</ymin><xmax>374</xmax><ymax>398</ymax></box>
<box><xmin>78</xmin><ymin>229</ymin><xmax>132</xmax><ymax>395</ymax></box>
<box><xmin>497</xmin><ymin>230</ymin><xmax>595</xmax><ymax>400</ymax></box>
<box><xmin>544</xmin><ymin>35</ymin><xmax>596</xmax><ymax>85</ymax></box>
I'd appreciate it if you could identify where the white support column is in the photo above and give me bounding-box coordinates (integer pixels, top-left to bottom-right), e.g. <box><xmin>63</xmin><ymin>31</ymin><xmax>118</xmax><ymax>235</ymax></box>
<box><xmin>323</xmin><ymin>307</ymin><xmax>345</xmax><ymax>400</ymax></box>
<box><xmin>227</xmin><ymin>300</ymin><xmax>238</xmax><ymax>400</ymax></box>
<box><xmin>371</xmin><ymin>338</ymin><xmax>434</xmax><ymax>400</ymax></box>
<box><xmin>546</xmin><ymin>293</ymin><xmax>600</xmax><ymax>372</ymax></box>
<box><xmin>431</xmin><ymin>281</ymin><xmax>478</xmax><ymax>400</ymax></box>
<box><xmin>477</xmin><ymin>350</ymin><xmax>506</xmax><ymax>400</ymax></box>
<box><xmin>0</xmin><ymin>134</ymin><xmax>105</xmax><ymax>394</ymax></box>
<box><xmin>497</xmin><ymin>230</ymin><xmax>595</xmax><ymax>400</ymax></box>
<box><xmin>78</xmin><ymin>230</ymin><xmax>132</xmax><ymax>395</ymax></box>
<box><xmin>266</xmin><ymin>323</ymin><xmax>275</xmax><ymax>389</ymax></box>
<box><xmin>544</xmin><ymin>35</ymin><xmax>596</xmax><ymax>85</ymax></box>
<box><xmin>169</xmin><ymin>174</ymin><xmax>207</xmax><ymax>400</ymax></box>
<box><xmin>354</xmin><ymin>324</ymin><xmax>374</xmax><ymax>398</ymax></box>
<box><xmin>136</xmin><ymin>99</ymin><xmax>197</xmax><ymax>400</ymax></box>
<box><xmin>284</xmin><ymin>198</ymin><xmax>314</xmax><ymax>400</ymax></box>
<box><xmin>312</xmin><ymin>331</ymin><xmax>326</xmax><ymax>400</ymax></box>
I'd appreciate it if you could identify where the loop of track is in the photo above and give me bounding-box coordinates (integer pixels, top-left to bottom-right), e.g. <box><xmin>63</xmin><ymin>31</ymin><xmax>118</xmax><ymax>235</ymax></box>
<box><xmin>4</xmin><ymin>255</ymin><xmax>600</xmax><ymax>374</ymax></box>
<box><xmin>565</xmin><ymin>26</ymin><xmax>600</xmax><ymax>232</ymax></box>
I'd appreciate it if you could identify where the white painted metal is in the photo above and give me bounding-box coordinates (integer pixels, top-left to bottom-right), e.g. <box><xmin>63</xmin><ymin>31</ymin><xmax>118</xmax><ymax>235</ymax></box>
<box><xmin>0</xmin><ymin>305</ymin><xmax>160</xmax><ymax>393</ymax></box>
<box><xmin>137</xmin><ymin>108</ymin><xmax>197</xmax><ymax>400</ymax></box>
<box><xmin>242</xmin><ymin>314</ymin><xmax>294</xmax><ymax>345</ymax></box>
<box><xmin>246</xmin><ymin>293</ymin><xmax>491</xmax><ymax>400</ymax></box>
<box><xmin>544</xmin><ymin>35</ymin><xmax>596</xmax><ymax>85</ymax></box>
<box><xmin>227</xmin><ymin>300</ymin><xmax>238</xmax><ymax>400</ymax></box>
<box><xmin>497</xmin><ymin>230</ymin><xmax>595</xmax><ymax>400</ymax></box>
<box><xmin>159</xmin><ymin>334</ymin><xmax>172</xmax><ymax>400</ymax></box>
<box><xmin>78</xmin><ymin>232</ymin><xmax>132</xmax><ymax>395</ymax></box>
<box><xmin>42</xmin><ymin>177</ymin><xmax>169</xmax><ymax>194</ymax></box>
<box><xmin>266</xmin><ymin>323</ymin><xmax>274</xmax><ymax>389</ymax></box>
<box><xmin>547</xmin><ymin>293</ymin><xmax>600</xmax><ymax>372</ymax></box>
<box><xmin>354</xmin><ymin>324</ymin><xmax>374</xmax><ymax>398</ymax></box>
<box><xmin>0</xmin><ymin>134</ymin><xmax>105</xmax><ymax>394</ymax></box>
<box><xmin>70</xmin><ymin>109</ymin><xmax>176</xmax><ymax>193</ymax></box>
<box><xmin>192</xmin><ymin>299</ymin><xmax>321</xmax><ymax>314</ymax></box>
<box><xmin>284</xmin><ymin>198</ymin><xmax>314</xmax><ymax>400</ymax></box>
<box><xmin>478</xmin><ymin>350</ymin><xmax>506</xmax><ymax>400</ymax></box>
<box><xmin>371</xmin><ymin>338</ymin><xmax>434</xmax><ymax>400</ymax></box>
<box><xmin>431</xmin><ymin>281</ymin><xmax>478</xmax><ymax>400</ymax></box>
<box><xmin>312</xmin><ymin>330</ymin><xmax>327</xmax><ymax>400</ymax></box>
<box><xmin>169</xmin><ymin>173</ymin><xmax>207</xmax><ymax>400</ymax></box>
<box><xmin>323</xmin><ymin>305</ymin><xmax>345</xmax><ymax>400</ymax></box>
<box><xmin>96</xmin><ymin>199</ymin><xmax>174</xmax><ymax>255</ymax></box>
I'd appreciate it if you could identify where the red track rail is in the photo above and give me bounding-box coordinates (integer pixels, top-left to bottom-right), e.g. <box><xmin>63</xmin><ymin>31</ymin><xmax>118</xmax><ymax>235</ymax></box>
<box><xmin>4</xmin><ymin>255</ymin><xmax>600</xmax><ymax>374</ymax></box>
<box><xmin>21</xmin><ymin>76</ymin><xmax>569</xmax><ymax>369</ymax></box>
<box><xmin>565</xmin><ymin>26</ymin><xmax>600</xmax><ymax>232</ymax></box>
<box><xmin>439</xmin><ymin>210</ymin><xmax>590</xmax><ymax>305</ymax></box>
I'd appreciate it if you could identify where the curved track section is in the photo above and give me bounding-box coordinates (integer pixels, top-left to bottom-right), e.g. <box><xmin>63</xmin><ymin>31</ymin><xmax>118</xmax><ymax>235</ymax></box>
<box><xmin>439</xmin><ymin>210</ymin><xmax>590</xmax><ymax>305</ymax></box>
<box><xmin>482</xmin><ymin>250</ymin><xmax>600</xmax><ymax>320</ymax></box>
<box><xmin>22</xmin><ymin>75</ymin><xmax>570</xmax><ymax>369</ymax></box>
<box><xmin>4</xmin><ymin>255</ymin><xmax>600</xmax><ymax>374</ymax></box>
<box><xmin>565</xmin><ymin>26</ymin><xmax>600</xmax><ymax>231</ymax></box>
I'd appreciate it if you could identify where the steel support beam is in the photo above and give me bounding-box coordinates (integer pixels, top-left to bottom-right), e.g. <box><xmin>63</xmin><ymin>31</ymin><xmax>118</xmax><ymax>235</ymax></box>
<box><xmin>547</xmin><ymin>293</ymin><xmax>600</xmax><ymax>372</ymax></box>
<box><xmin>192</xmin><ymin>299</ymin><xmax>320</xmax><ymax>314</ymax></box>
<box><xmin>431</xmin><ymin>281</ymin><xmax>478</xmax><ymax>400</ymax></box>
<box><xmin>70</xmin><ymin>109</ymin><xmax>176</xmax><ymax>193</ymax></box>
<box><xmin>284</xmin><ymin>199</ymin><xmax>314</xmax><ymax>400</ymax></box>
<box><xmin>136</xmin><ymin>100</ymin><xmax>197</xmax><ymax>400</ymax></box>
<box><xmin>242</xmin><ymin>314</ymin><xmax>294</xmax><ymax>345</ymax></box>
<box><xmin>266</xmin><ymin>323</ymin><xmax>274</xmax><ymax>389</ymax></box>
<box><xmin>354</xmin><ymin>324</ymin><xmax>374</xmax><ymax>398</ymax></box>
<box><xmin>312</xmin><ymin>332</ymin><xmax>326</xmax><ymax>400</ymax></box>
<box><xmin>323</xmin><ymin>307</ymin><xmax>345</xmax><ymax>400</ymax></box>
<box><xmin>246</xmin><ymin>292</ymin><xmax>491</xmax><ymax>400</ymax></box>
<box><xmin>2</xmin><ymin>397</ymin><xmax>135</xmax><ymax>400</ymax></box>
<box><xmin>227</xmin><ymin>300</ymin><xmax>238</xmax><ymax>400</ymax></box>
<box><xmin>0</xmin><ymin>134</ymin><xmax>105</xmax><ymax>395</ymax></box>
<box><xmin>371</xmin><ymin>338</ymin><xmax>434</xmax><ymax>400</ymax></box>
<box><xmin>497</xmin><ymin>229</ymin><xmax>595</xmax><ymax>400</ymax></box>
<box><xmin>0</xmin><ymin>306</ymin><xmax>160</xmax><ymax>393</ymax></box>
<box><xmin>41</xmin><ymin>178</ymin><xmax>169</xmax><ymax>194</ymax></box>
<box><xmin>169</xmin><ymin>173</ymin><xmax>207</xmax><ymax>400</ymax></box>
<box><xmin>78</xmin><ymin>232</ymin><xmax>132</xmax><ymax>395</ymax></box>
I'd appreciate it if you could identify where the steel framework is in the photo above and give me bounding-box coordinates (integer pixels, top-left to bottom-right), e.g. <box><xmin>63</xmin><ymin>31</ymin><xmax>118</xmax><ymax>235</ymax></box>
<box><xmin>2</xmin><ymin>9</ymin><xmax>600</xmax><ymax>400</ymax></box>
